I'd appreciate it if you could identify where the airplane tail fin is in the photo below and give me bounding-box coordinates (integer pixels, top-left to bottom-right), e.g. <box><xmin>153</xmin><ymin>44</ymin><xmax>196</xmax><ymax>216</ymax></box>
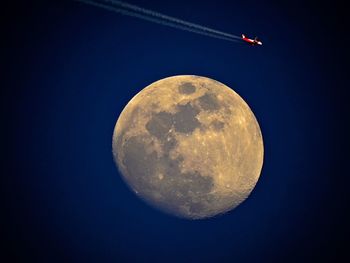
<box><xmin>242</xmin><ymin>34</ymin><xmax>245</xmax><ymax>38</ymax></box>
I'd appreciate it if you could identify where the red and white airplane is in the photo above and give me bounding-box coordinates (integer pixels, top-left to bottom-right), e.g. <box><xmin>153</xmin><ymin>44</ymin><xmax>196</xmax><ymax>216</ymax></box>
<box><xmin>242</xmin><ymin>34</ymin><xmax>263</xmax><ymax>46</ymax></box>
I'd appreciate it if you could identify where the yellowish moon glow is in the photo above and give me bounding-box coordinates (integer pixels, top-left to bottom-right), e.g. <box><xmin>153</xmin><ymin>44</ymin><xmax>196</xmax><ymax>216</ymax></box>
<box><xmin>112</xmin><ymin>75</ymin><xmax>263</xmax><ymax>219</ymax></box>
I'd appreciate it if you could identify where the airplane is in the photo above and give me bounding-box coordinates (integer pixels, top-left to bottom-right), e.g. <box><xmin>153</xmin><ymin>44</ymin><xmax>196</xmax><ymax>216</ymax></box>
<box><xmin>241</xmin><ymin>34</ymin><xmax>263</xmax><ymax>46</ymax></box>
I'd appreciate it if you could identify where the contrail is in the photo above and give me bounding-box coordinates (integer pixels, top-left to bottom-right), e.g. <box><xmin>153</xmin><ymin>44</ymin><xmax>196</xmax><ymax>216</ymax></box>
<box><xmin>98</xmin><ymin>0</ymin><xmax>242</xmax><ymax>40</ymax></box>
<box><xmin>75</xmin><ymin>0</ymin><xmax>241</xmax><ymax>43</ymax></box>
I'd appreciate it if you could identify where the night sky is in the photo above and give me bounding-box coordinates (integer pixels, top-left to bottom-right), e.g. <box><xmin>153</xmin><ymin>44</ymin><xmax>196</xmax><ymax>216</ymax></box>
<box><xmin>3</xmin><ymin>0</ymin><xmax>348</xmax><ymax>262</ymax></box>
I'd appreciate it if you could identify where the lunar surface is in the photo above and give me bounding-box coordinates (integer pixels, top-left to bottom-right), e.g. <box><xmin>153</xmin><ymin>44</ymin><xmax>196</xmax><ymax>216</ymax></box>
<box><xmin>112</xmin><ymin>75</ymin><xmax>263</xmax><ymax>219</ymax></box>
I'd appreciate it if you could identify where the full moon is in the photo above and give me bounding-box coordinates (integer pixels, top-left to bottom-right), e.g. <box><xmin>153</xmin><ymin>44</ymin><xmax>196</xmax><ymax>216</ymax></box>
<box><xmin>112</xmin><ymin>75</ymin><xmax>263</xmax><ymax>219</ymax></box>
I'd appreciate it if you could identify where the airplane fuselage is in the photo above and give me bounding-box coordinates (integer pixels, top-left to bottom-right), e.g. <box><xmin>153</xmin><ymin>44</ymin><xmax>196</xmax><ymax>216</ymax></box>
<box><xmin>242</xmin><ymin>34</ymin><xmax>262</xmax><ymax>46</ymax></box>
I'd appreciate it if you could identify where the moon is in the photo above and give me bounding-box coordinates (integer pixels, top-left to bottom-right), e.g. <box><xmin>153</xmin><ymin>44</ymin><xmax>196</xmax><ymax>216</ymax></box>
<box><xmin>112</xmin><ymin>75</ymin><xmax>264</xmax><ymax>219</ymax></box>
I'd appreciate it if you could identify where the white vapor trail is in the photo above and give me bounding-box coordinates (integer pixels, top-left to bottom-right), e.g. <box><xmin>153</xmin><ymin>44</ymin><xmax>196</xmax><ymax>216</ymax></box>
<box><xmin>75</xmin><ymin>0</ymin><xmax>241</xmax><ymax>43</ymax></box>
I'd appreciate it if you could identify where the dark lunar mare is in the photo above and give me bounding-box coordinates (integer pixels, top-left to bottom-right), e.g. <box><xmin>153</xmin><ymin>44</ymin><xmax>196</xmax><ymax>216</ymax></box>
<box><xmin>173</xmin><ymin>103</ymin><xmax>201</xmax><ymax>133</ymax></box>
<box><xmin>122</xmin><ymin>136</ymin><xmax>159</xmax><ymax>191</ymax></box>
<box><xmin>197</xmin><ymin>93</ymin><xmax>221</xmax><ymax>111</ymax></box>
<box><xmin>145</xmin><ymin>111</ymin><xmax>173</xmax><ymax>139</ymax></box>
<box><xmin>178</xmin><ymin>82</ymin><xmax>196</xmax><ymax>94</ymax></box>
<box><xmin>211</xmin><ymin>120</ymin><xmax>225</xmax><ymax>131</ymax></box>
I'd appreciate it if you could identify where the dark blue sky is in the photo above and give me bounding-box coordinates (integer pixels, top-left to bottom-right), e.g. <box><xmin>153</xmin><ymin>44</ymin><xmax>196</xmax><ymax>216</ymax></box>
<box><xmin>3</xmin><ymin>0</ymin><xmax>348</xmax><ymax>262</ymax></box>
